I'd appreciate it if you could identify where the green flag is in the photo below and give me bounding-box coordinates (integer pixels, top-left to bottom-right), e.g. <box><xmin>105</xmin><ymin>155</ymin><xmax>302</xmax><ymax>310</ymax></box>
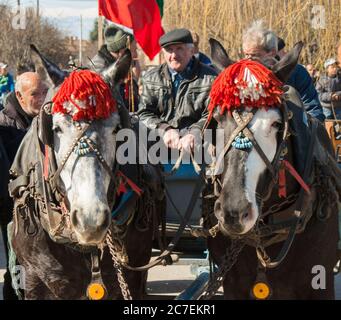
<box><xmin>156</xmin><ymin>0</ymin><xmax>164</xmax><ymax>17</ymax></box>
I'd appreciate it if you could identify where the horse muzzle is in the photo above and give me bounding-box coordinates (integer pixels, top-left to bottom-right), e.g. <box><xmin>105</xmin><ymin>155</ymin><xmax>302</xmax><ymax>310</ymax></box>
<box><xmin>70</xmin><ymin>207</ymin><xmax>111</xmax><ymax>245</ymax></box>
<box><xmin>215</xmin><ymin>199</ymin><xmax>255</xmax><ymax>236</ymax></box>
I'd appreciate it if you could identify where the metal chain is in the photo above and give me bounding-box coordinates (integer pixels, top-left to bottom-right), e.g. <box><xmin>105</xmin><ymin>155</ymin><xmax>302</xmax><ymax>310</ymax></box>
<box><xmin>200</xmin><ymin>239</ymin><xmax>246</xmax><ymax>300</ymax></box>
<box><xmin>106</xmin><ymin>229</ymin><xmax>132</xmax><ymax>300</ymax></box>
<box><xmin>261</xmin><ymin>193</ymin><xmax>298</xmax><ymax>218</ymax></box>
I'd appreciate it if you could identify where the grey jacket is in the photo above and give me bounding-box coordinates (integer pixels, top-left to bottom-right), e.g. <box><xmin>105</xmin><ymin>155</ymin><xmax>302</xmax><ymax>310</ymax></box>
<box><xmin>89</xmin><ymin>45</ymin><xmax>116</xmax><ymax>73</ymax></box>
<box><xmin>137</xmin><ymin>58</ymin><xmax>217</xmax><ymax>131</ymax></box>
<box><xmin>89</xmin><ymin>45</ymin><xmax>139</xmax><ymax>111</ymax></box>
<box><xmin>315</xmin><ymin>74</ymin><xmax>341</xmax><ymax>109</ymax></box>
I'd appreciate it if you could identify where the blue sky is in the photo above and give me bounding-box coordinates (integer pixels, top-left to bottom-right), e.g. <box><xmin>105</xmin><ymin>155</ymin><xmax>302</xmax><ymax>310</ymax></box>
<box><xmin>10</xmin><ymin>0</ymin><xmax>99</xmax><ymax>39</ymax></box>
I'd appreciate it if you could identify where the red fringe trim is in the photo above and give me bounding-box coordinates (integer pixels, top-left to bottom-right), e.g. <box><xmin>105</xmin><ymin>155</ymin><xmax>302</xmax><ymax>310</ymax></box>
<box><xmin>52</xmin><ymin>70</ymin><xmax>117</xmax><ymax>121</ymax></box>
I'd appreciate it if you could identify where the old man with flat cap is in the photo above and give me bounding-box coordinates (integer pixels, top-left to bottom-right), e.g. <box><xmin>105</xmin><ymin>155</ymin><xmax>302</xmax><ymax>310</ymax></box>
<box><xmin>138</xmin><ymin>28</ymin><xmax>217</xmax><ymax>152</ymax></box>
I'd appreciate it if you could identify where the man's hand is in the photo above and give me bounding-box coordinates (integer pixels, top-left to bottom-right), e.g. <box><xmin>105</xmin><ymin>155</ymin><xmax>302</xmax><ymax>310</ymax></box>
<box><xmin>178</xmin><ymin>133</ymin><xmax>196</xmax><ymax>152</ymax></box>
<box><xmin>163</xmin><ymin>129</ymin><xmax>180</xmax><ymax>149</ymax></box>
<box><xmin>332</xmin><ymin>92</ymin><xmax>341</xmax><ymax>101</ymax></box>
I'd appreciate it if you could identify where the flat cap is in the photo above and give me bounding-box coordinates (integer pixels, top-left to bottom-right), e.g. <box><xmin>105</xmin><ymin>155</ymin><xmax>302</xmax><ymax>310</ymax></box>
<box><xmin>159</xmin><ymin>28</ymin><xmax>193</xmax><ymax>48</ymax></box>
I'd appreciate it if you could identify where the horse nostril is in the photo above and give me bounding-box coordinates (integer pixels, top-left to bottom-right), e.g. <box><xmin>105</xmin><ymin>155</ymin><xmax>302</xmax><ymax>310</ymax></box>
<box><xmin>97</xmin><ymin>209</ymin><xmax>110</xmax><ymax>229</ymax></box>
<box><xmin>242</xmin><ymin>212</ymin><xmax>249</xmax><ymax>219</ymax></box>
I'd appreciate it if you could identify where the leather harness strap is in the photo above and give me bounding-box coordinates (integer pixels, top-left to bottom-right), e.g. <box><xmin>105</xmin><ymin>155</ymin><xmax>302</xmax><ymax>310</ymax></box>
<box><xmin>49</xmin><ymin>123</ymin><xmax>91</xmax><ymax>190</ymax></box>
<box><xmin>35</xmin><ymin>111</ymin><xmax>200</xmax><ymax>272</ymax></box>
<box><xmin>213</xmin><ymin>110</ymin><xmax>255</xmax><ymax>176</ymax></box>
<box><xmin>233</xmin><ymin>110</ymin><xmax>276</xmax><ymax>178</ymax></box>
<box><xmin>256</xmin><ymin>118</ymin><xmax>317</xmax><ymax>268</ymax></box>
<box><xmin>122</xmin><ymin>168</ymin><xmax>205</xmax><ymax>271</ymax></box>
<box><xmin>206</xmin><ymin>101</ymin><xmax>317</xmax><ymax>269</ymax></box>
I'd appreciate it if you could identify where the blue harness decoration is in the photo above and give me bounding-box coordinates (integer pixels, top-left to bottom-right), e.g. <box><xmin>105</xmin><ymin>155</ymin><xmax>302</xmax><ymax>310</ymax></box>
<box><xmin>111</xmin><ymin>188</ymin><xmax>135</xmax><ymax>226</ymax></box>
<box><xmin>74</xmin><ymin>137</ymin><xmax>91</xmax><ymax>156</ymax></box>
<box><xmin>232</xmin><ymin>132</ymin><xmax>253</xmax><ymax>150</ymax></box>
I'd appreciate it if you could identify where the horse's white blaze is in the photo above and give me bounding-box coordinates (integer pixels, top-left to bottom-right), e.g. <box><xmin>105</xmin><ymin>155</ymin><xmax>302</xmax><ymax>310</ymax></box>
<box><xmin>53</xmin><ymin>111</ymin><xmax>120</xmax><ymax>243</ymax></box>
<box><xmin>242</xmin><ymin>109</ymin><xmax>281</xmax><ymax>233</ymax></box>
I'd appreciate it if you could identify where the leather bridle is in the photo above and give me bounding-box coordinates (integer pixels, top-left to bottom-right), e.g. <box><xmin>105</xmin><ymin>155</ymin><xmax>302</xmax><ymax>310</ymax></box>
<box><xmin>211</xmin><ymin>101</ymin><xmax>290</xmax><ymax>201</ymax></box>
<box><xmin>39</xmin><ymin>104</ymin><xmax>121</xmax><ymax>228</ymax></box>
<box><xmin>48</xmin><ymin>120</ymin><xmax>120</xmax><ymax>197</ymax></box>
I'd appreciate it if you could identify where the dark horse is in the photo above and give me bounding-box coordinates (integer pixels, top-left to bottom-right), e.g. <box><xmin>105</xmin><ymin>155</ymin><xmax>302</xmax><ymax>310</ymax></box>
<box><xmin>7</xmin><ymin>46</ymin><xmax>163</xmax><ymax>299</ymax></box>
<box><xmin>203</xmin><ymin>40</ymin><xmax>341</xmax><ymax>299</ymax></box>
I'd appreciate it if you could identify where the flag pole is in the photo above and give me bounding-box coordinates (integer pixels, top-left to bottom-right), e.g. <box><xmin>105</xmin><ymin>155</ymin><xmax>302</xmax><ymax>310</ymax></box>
<box><xmin>79</xmin><ymin>14</ymin><xmax>83</xmax><ymax>66</ymax></box>
<box><xmin>127</xmin><ymin>37</ymin><xmax>135</xmax><ymax>113</ymax></box>
<box><xmin>98</xmin><ymin>16</ymin><xmax>104</xmax><ymax>50</ymax></box>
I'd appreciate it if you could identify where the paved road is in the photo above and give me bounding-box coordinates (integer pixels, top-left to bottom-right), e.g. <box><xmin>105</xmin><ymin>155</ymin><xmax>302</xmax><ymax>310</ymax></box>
<box><xmin>1</xmin><ymin>229</ymin><xmax>340</xmax><ymax>300</ymax></box>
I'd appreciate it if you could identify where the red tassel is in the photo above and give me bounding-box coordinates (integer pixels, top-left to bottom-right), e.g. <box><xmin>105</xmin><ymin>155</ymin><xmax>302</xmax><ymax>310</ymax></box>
<box><xmin>207</xmin><ymin>59</ymin><xmax>283</xmax><ymax>123</ymax></box>
<box><xmin>282</xmin><ymin>160</ymin><xmax>311</xmax><ymax>195</ymax></box>
<box><xmin>117</xmin><ymin>179</ymin><xmax>128</xmax><ymax>196</ymax></box>
<box><xmin>116</xmin><ymin>171</ymin><xmax>143</xmax><ymax>197</ymax></box>
<box><xmin>52</xmin><ymin>70</ymin><xmax>117</xmax><ymax>121</ymax></box>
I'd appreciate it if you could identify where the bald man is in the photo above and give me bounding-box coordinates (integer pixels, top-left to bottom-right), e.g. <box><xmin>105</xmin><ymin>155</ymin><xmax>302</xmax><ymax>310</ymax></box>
<box><xmin>0</xmin><ymin>72</ymin><xmax>47</xmax><ymax>300</ymax></box>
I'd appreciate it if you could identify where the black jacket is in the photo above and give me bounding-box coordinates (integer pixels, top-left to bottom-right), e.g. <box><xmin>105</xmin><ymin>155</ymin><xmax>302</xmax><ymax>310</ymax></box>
<box><xmin>0</xmin><ymin>92</ymin><xmax>32</xmax><ymax>225</ymax></box>
<box><xmin>137</xmin><ymin>57</ymin><xmax>217</xmax><ymax>131</ymax></box>
<box><xmin>0</xmin><ymin>136</ymin><xmax>10</xmax><ymax>212</ymax></box>
<box><xmin>0</xmin><ymin>92</ymin><xmax>32</xmax><ymax>162</ymax></box>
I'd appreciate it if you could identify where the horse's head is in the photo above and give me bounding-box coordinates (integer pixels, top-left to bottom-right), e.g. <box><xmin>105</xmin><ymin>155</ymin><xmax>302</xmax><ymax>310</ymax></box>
<box><xmin>31</xmin><ymin>45</ymin><xmax>131</xmax><ymax>245</ymax></box>
<box><xmin>209</xmin><ymin>40</ymin><xmax>303</xmax><ymax>236</ymax></box>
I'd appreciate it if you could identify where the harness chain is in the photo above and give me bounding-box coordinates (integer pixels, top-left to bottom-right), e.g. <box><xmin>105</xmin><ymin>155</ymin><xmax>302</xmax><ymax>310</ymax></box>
<box><xmin>260</xmin><ymin>193</ymin><xmax>298</xmax><ymax>218</ymax></box>
<box><xmin>106</xmin><ymin>229</ymin><xmax>132</xmax><ymax>300</ymax></box>
<box><xmin>200</xmin><ymin>239</ymin><xmax>246</xmax><ymax>300</ymax></box>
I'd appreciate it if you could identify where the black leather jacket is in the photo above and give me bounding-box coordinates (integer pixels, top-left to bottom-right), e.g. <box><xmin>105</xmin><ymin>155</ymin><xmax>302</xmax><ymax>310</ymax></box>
<box><xmin>138</xmin><ymin>57</ymin><xmax>217</xmax><ymax>131</ymax></box>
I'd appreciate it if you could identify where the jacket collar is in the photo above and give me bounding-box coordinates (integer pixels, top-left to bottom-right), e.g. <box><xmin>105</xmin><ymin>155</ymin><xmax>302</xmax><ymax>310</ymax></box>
<box><xmin>98</xmin><ymin>44</ymin><xmax>117</xmax><ymax>66</ymax></box>
<box><xmin>161</xmin><ymin>56</ymin><xmax>200</xmax><ymax>82</ymax></box>
<box><xmin>3</xmin><ymin>92</ymin><xmax>32</xmax><ymax>129</ymax></box>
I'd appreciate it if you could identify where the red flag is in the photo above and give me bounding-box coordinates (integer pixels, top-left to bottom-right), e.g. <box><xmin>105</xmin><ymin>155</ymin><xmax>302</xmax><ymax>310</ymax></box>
<box><xmin>98</xmin><ymin>0</ymin><xmax>164</xmax><ymax>60</ymax></box>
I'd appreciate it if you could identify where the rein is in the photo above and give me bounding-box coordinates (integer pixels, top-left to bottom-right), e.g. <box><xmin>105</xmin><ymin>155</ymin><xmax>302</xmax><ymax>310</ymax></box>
<box><xmin>39</xmin><ymin>106</ymin><xmax>203</xmax><ymax>273</ymax></box>
<box><xmin>204</xmin><ymin>99</ymin><xmax>314</xmax><ymax>270</ymax></box>
<box><xmin>255</xmin><ymin>119</ymin><xmax>317</xmax><ymax>268</ymax></box>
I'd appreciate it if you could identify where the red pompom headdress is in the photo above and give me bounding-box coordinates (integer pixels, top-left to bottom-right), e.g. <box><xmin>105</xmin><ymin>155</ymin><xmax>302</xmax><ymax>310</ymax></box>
<box><xmin>208</xmin><ymin>59</ymin><xmax>283</xmax><ymax>122</ymax></box>
<box><xmin>52</xmin><ymin>70</ymin><xmax>117</xmax><ymax>121</ymax></box>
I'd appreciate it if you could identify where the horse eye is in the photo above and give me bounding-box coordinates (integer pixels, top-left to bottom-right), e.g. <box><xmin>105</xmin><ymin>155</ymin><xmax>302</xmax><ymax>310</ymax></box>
<box><xmin>271</xmin><ymin>121</ymin><xmax>282</xmax><ymax>129</ymax></box>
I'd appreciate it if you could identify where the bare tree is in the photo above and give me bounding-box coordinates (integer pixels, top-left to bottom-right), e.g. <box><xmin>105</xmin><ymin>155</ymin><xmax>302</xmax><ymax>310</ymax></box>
<box><xmin>0</xmin><ymin>3</ymin><xmax>72</xmax><ymax>75</ymax></box>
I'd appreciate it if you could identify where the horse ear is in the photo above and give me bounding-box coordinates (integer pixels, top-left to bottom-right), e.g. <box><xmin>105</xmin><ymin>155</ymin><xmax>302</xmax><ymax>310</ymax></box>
<box><xmin>101</xmin><ymin>49</ymin><xmax>132</xmax><ymax>86</ymax></box>
<box><xmin>209</xmin><ymin>38</ymin><xmax>234</xmax><ymax>72</ymax></box>
<box><xmin>30</xmin><ymin>44</ymin><xmax>67</xmax><ymax>87</ymax></box>
<box><xmin>272</xmin><ymin>41</ymin><xmax>304</xmax><ymax>82</ymax></box>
